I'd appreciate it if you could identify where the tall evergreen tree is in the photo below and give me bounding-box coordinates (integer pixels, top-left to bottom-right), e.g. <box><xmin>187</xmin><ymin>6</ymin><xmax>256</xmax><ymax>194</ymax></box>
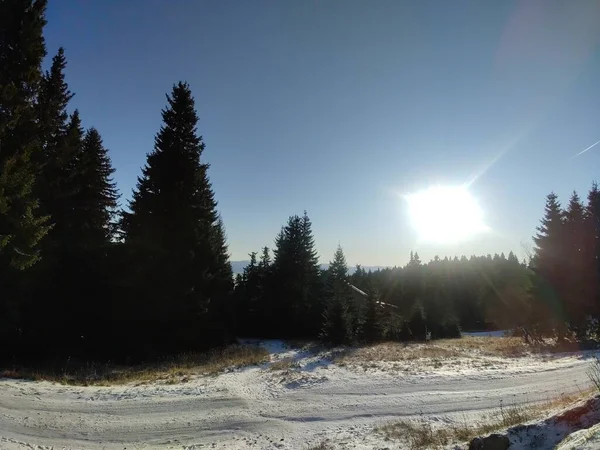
<box><xmin>0</xmin><ymin>0</ymin><xmax>51</xmax><ymax>358</ymax></box>
<box><xmin>562</xmin><ymin>191</ymin><xmax>590</xmax><ymax>336</ymax></box>
<box><xmin>36</xmin><ymin>47</ymin><xmax>73</xmax><ymax>172</ymax></box>
<box><xmin>122</xmin><ymin>82</ymin><xmax>232</xmax><ymax>355</ymax></box>
<box><xmin>532</xmin><ymin>192</ymin><xmax>567</xmax><ymax>339</ymax></box>
<box><xmin>321</xmin><ymin>245</ymin><xmax>354</xmax><ymax>344</ymax></box>
<box><xmin>74</xmin><ymin>128</ymin><xmax>119</xmax><ymax>245</ymax></box>
<box><xmin>361</xmin><ymin>284</ymin><xmax>384</xmax><ymax>343</ymax></box>
<box><xmin>0</xmin><ymin>0</ymin><xmax>50</xmax><ymax>270</ymax></box>
<box><xmin>272</xmin><ymin>212</ymin><xmax>322</xmax><ymax>337</ymax></box>
<box><xmin>586</xmin><ymin>183</ymin><xmax>600</xmax><ymax>328</ymax></box>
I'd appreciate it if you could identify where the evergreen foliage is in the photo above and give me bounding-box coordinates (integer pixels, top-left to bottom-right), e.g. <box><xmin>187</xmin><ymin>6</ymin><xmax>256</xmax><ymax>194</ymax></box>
<box><xmin>121</xmin><ymin>82</ymin><xmax>231</xmax><ymax>356</ymax></box>
<box><xmin>5</xmin><ymin>1</ymin><xmax>600</xmax><ymax>365</ymax></box>
<box><xmin>0</xmin><ymin>0</ymin><xmax>50</xmax><ymax>270</ymax></box>
<box><xmin>321</xmin><ymin>245</ymin><xmax>355</xmax><ymax>344</ymax></box>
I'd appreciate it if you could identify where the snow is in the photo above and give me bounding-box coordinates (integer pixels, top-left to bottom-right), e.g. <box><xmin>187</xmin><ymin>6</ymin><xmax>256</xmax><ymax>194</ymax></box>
<box><xmin>557</xmin><ymin>422</ymin><xmax>600</xmax><ymax>449</ymax></box>
<box><xmin>0</xmin><ymin>339</ymin><xmax>597</xmax><ymax>449</ymax></box>
<box><xmin>457</xmin><ymin>395</ymin><xmax>600</xmax><ymax>450</ymax></box>
<box><xmin>462</xmin><ymin>329</ymin><xmax>509</xmax><ymax>337</ymax></box>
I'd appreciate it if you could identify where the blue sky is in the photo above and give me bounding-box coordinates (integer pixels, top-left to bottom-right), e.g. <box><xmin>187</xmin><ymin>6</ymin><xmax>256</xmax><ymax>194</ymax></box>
<box><xmin>44</xmin><ymin>0</ymin><xmax>600</xmax><ymax>267</ymax></box>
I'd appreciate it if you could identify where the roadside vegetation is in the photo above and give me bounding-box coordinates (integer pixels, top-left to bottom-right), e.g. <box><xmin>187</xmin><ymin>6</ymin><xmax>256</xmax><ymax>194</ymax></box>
<box><xmin>377</xmin><ymin>391</ymin><xmax>594</xmax><ymax>449</ymax></box>
<box><xmin>0</xmin><ymin>344</ymin><xmax>268</xmax><ymax>386</ymax></box>
<box><xmin>336</xmin><ymin>335</ymin><xmax>576</xmax><ymax>369</ymax></box>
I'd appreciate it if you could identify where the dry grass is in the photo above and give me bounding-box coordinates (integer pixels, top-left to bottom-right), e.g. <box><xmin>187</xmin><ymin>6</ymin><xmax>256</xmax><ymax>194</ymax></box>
<box><xmin>377</xmin><ymin>390</ymin><xmax>593</xmax><ymax>449</ymax></box>
<box><xmin>337</xmin><ymin>336</ymin><xmax>546</xmax><ymax>366</ymax></box>
<box><xmin>0</xmin><ymin>344</ymin><xmax>269</xmax><ymax>386</ymax></box>
<box><xmin>448</xmin><ymin>336</ymin><xmax>533</xmax><ymax>357</ymax></box>
<box><xmin>269</xmin><ymin>357</ymin><xmax>300</xmax><ymax>371</ymax></box>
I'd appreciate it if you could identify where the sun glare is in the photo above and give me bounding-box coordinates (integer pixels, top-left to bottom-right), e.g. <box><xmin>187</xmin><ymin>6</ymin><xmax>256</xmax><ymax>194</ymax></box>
<box><xmin>404</xmin><ymin>185</ymin><xmax>488</xmax><ymax>244</ymax></box>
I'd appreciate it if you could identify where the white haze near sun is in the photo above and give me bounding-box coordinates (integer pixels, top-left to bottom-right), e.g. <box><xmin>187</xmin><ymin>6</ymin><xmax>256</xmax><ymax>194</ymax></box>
<box><xmin>404</xmin><ymin>185</ymin><xmax>489</xmax><ymax>244</ymax></box>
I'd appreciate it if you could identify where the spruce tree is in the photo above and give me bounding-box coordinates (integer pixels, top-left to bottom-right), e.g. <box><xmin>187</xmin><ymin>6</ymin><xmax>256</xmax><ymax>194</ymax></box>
<box><xmin>299</xmin><ymin>211</ymin><xmax>323</xmax><ymax>334</ymax></box>
<box><xmin>532</xmin><ymin>192</ymin><xmax>567</xmax><ymax>339</ymax></box>
<box><xmin>0</xmin><ymin>0</ymin><xmax>50</xmax><ymax>270</ymax></box>
<box><xmin>321</xmin><ymin>245</ymin><xmax>354</xmax><ymax>344</ymax></box>
<box><xmin>36</xmin><ymin>47</ymin><xmax>73</xmax><ymax>172</ymax></box>
<box><xmin>256</xmin><ymin>246</ymin><xmax>273</xmax><ymax>333</ymax></box>
<box><xmin>74</xmin><ymin>128</ymin><xmax>119</xmax><ymax>245</ymax></box>
<box><xmin>122</xmin><ymin>82</ymin><xmax>231</xmax><ymax>354</ymax></box>
<box><xmin>272</xmin><ymin>212</ymin><xmax>322</xmax><ymax>337</ymax></box>
<box><xmin>238</xmin><ymin>252</ymin><xmax>259</xmax><ymax>336</ymax></box>
<box><xmin>0</xmin><ymin>0</ymin><xmax>51</xmax><ymax>357</ymax></box>
<box><xmin>26</xmin><ymin>110</ymin><xmax>85</xmax><ymax>354</ymax></box>
<box><xmin>34</xmin><ymin>49</ymin><xmax>79</xmax><ymax>267</ymax></box>
<box><xmin>586</xmin><ymin>183</ymin><xmax>600</xmax><ymax>327</ymax></box>
<box><xmin>361</xmin><ymin>285</ymin><xmax>384</xmax><ymax>343</ymax></box>
<box><xmin>563</xmin><ymin>191</ymin><xmax>592</xmax><ymax>337</ymax></box>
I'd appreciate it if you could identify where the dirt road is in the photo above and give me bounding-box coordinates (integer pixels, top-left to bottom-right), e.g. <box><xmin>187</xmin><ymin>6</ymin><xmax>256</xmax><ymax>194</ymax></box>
<box><xmin>0</xmin><ymin>344</ymin><xmax>593</xmax><ymax>449</ymax></box>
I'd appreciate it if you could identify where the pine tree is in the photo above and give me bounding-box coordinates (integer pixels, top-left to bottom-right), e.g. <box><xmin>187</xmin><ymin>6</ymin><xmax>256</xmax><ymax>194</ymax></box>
<box><xmin>299</xmin><ymin>211</ymin><xmax>323</xmax><ymax>334</ymax></box>
<box><xmin>361</xmin><ymin>285</ymin><xmax>384</xmax><ymax>343</ymax></box>
<box><xmin>238</xmin><ymin>252</ymin><xmax>259</xmax><ymax>336</ymax></box>
<box><xmin>561</xmin><ymin>191</ymin><xmax>595</xmax><ymax>338</ymax></box>
<box><xmin>0</xmin><ymin>0</ymin><xmax>50</xmax><ymax>270</ymax></box>
<box><xmin>272</xmin><ymin>212</ymin><xmax>322</xmax><ymax>337</ymax></box>
<box><xmin>34</xmin><ymin>49</ymin><xmax>79</xmax><ymax>264</ymax></box>
<box><xmin>72</xmin><ymin>128</ymin><xmax>119</xmax><ymax>246</ymax></box>
<box><xmin>0</xmin><ymin>0</ymin><xmax>51</xmax><ymax>358</ymax></box>
<box><xmin>321</xmin><ymin>245</ymin><xmax>354</xmax><ymax>344</ymax></box>
<box><xmin>532</xmin><ymin>192</ymin><xmax>567</xmax><ymax>339</ymax></box>
<box><xmin>256</xmin><ymin>246</ymin><xmax>273</xmax><ymax>334</ymax></box>
<box><xmin>36</xmin><ymin>47</ymin><xmax>73</xmax><ymax>173</ymax></box>
<box><xmin>122</xmin><ymin>82</ymin><xmax>232</xmax><ymax>355</ymax></box>
<box><xmin>586</xmin><ymin>183</ymin><xmax>600</xmax><ymax>327</ymax></box>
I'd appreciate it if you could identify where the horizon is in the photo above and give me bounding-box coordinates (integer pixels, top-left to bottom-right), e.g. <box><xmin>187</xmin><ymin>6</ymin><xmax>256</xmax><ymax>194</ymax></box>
<box><xmin>44</xmin><ymin>1</ymin><xmax>600</xmax><ymax>267</ymax></box>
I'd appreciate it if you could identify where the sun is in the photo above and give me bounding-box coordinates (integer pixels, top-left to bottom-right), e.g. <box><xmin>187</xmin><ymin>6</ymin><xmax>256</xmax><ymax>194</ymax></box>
<box><xmin>404</xmin><ymin>185</ymin><xmax>489</xmax><ymax>244</ymax></box>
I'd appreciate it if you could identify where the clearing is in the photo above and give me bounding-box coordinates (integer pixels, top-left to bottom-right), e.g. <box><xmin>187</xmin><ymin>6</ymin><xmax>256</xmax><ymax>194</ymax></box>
<box><xmin>0</xmin><ymin>337</ymin><xmax>597</xmax><ymax>449</ymax></box>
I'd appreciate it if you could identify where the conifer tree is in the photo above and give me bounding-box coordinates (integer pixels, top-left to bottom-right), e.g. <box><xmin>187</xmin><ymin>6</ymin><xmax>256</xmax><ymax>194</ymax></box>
<box><xmin>122</xmin><ymin>82</ymin><xmax>232</xmax><ymax>354</ymax></box>
<box><xmin>532</xmin><ymin>192</ymin><xmax>567</xmax><ymax>339</ymax></box>
<box><xmin>562</xmin><ymin>191</ymin><xmax>589</xmax><ymax>336</ymax></box>
<box><xmin>0</xmin><ymin>0</ymin><xmax>51</xmax><ymax>356</ymax></box>
<box><xmin>321</xmin><ymin>245</ymin><xmax>354</xmax><ymax>344</ymax></box>
<box><xmin>361</xmin><ymin>285</ymin><xmax>384</xmax><ymax>343</ymax></box>
<box><xmin>586</xmin><ymin>183</ymin><xmax>600</xmax><ymax>326</ymax></box>
<box><xmin>74</xmin><ymin>128</ymin><xmax>119</xmax><ymax>243</ymax></box>
<box><xmin>0</xmin><ymin>0</ymin><xmax>50</xmax><ymax>270</ymax></box>
<box><xmin>272</xmin><ymin>212</ymin><xmax>322</xmax><ymax>337</ymax></box>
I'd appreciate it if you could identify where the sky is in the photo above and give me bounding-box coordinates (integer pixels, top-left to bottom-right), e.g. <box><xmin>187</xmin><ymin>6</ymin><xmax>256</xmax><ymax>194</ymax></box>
<box><xmin>44</xmin><ymin>0</ymin><xmax>600</xmax><ymax>267</ymax></box>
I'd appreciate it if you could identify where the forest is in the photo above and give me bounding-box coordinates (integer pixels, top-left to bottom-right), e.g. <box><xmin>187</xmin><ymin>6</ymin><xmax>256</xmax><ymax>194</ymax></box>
<box><xmin>1</xmin><ymin>0</ymin><xmax>599</xmax><ymax>364</ymax></box>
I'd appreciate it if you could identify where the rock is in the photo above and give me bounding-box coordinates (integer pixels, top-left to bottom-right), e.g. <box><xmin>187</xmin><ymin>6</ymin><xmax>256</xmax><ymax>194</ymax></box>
<box><xmin>468</xmin><ymin>434</ymin><xmax>510</xmax><ymax>450</ymax></box>
<box><xmin>482</xmin><ymin>433</ymin><xmax>510</xmax><ymax>450</ymax></box>
<box><xmin>468</xmin><ymin>437</ymin><xmax>483</xmax><ymax>450</ymax></box>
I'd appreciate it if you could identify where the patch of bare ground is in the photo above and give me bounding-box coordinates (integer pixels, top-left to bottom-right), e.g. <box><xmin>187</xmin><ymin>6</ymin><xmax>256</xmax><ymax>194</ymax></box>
<box><xmin>377</xmin><ymin>390</ymin><xmax>594</xmax><ymax>449</ymax></box>
<box><xmin>0</xmin><ymin>344</ymin><xmax>269</xmax><ymax>386</ymax></box>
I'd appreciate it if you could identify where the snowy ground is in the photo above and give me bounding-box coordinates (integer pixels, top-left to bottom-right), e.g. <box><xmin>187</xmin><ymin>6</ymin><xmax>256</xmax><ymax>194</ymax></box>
<box><xmin>0</xmin><ymin>339</ymin><xmax>597</xmax><ymax>450</ymax></box>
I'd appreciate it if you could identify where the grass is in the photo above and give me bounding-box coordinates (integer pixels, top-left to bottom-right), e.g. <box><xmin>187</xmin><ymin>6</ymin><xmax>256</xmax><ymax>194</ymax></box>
<box><xmin>337</xmin><ymin>336</ymin><xmax>553</xmax><ymax>366</ymax></box>
<box><xmin>0</xmin><ymin>344</ymin><xmax>269</xmax><ymax>386</ymax></box>
<box><xmin>376</xmin><ymin>390</ymin><xmax>592</xmax><ymax>449</ymax></box>
<box><xmin>269</xmin><ymin>357</ymin><xmax>300</xmax><ymax>371</ymax></box>
<box><xmin>588</xmin><ymin>354</ymin><xmax>600</xmax><ymax>392</ymax></box>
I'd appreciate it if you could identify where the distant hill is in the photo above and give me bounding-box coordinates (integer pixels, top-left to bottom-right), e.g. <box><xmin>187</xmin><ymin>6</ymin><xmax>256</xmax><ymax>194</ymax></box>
<box><xmin>230</xmin><ymin>260</ymin><xmax>387</xmax><ymax>275</ymax></box>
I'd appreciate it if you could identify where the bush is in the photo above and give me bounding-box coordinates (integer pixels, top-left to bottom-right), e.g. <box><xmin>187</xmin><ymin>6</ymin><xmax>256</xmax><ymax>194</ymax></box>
<box><xmin>588</xmin><ymin>355</ymin><xmax>600</xmax><ymax>392</ymax></box>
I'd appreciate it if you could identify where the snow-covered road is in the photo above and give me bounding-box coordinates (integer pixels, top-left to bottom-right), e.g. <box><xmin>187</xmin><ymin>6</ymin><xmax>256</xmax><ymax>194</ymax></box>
<box><xmin>0</xmin><ymin>342</ymin><xmax>595</xmax><ymax>449</ymax></box>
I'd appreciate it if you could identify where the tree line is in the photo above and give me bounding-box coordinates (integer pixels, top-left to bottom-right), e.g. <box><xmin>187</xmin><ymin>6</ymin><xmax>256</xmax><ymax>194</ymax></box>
<box><xmin>2</xmin><ymin>1</ymin><xmax>599</xmax><ymax>365</ymax></box>
<box><xmin>1</xmin><ymin>0</ymin><xmax>230</xmax><ymax>361</ymax></box>
<box><xmin>235</xmin><ymin>184</ymin><xmax>600</xmax><ymax>347</ymax></box>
